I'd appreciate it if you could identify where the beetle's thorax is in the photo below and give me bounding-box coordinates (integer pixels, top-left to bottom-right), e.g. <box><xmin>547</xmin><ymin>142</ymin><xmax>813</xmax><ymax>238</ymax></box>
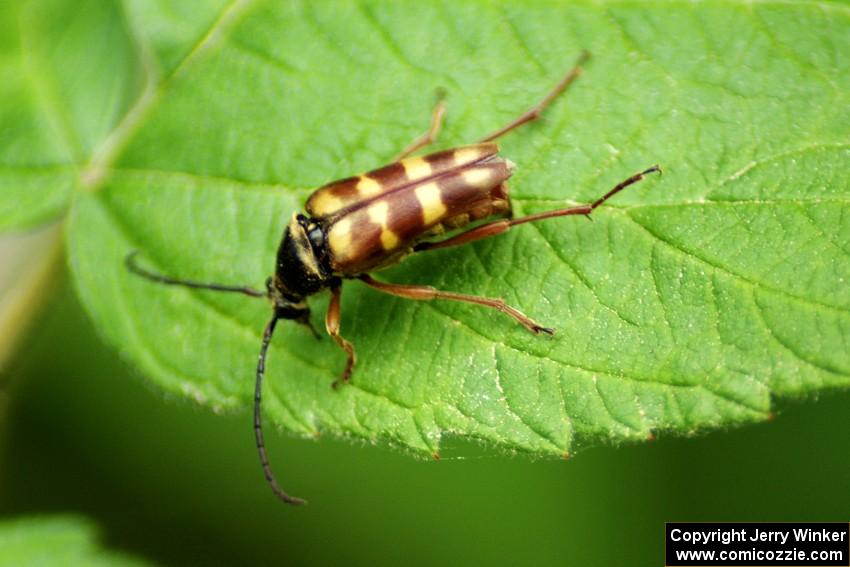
<box><xmin>273</xmin><ymin>213</ymin><xmax>332</xmax><ymax>299</ymax></box>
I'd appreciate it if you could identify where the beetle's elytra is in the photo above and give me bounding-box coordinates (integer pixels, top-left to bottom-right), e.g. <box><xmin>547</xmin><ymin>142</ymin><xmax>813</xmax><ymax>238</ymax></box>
<box><xmin>126</xmin><ymin>51</ymin><xmax>661</xmax><ymax>506</ymax></box>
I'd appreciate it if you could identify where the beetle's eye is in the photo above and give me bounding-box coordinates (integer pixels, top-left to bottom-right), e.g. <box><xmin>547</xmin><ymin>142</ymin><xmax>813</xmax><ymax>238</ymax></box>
<box><xmin>307</xmin><ymin>225</ymin><xmax>324</xmax><ymax>248</ymax></box>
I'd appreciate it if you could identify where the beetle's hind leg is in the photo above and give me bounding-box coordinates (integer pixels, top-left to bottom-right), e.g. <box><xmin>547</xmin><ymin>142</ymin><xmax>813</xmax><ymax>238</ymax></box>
<box><xmin>478</xmin><ymin>51</ymin><xmax>589</xmax><ymax>143</ymax></box>
<box><xmin>393</xmin><ymin>89</ymin><xmax>447</xmax><ymax>161</ymax></box>
<box><xmin>358</xmin><ymin>275</ymin><xmax>554</xmax><ymax>335</ymax></box>
<box><xmin>414</xmin><ymin>165</ymin><xmax>661</xmax><ymax>253</ymax></box>
<box><xmin>326</xmin><ymin>284</ymin><xmax>357</xmax><ymax>389</ymax></box>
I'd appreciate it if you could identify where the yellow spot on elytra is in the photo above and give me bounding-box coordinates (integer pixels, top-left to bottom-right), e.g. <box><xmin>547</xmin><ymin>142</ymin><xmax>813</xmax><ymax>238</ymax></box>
<box><xmin>310</xmin><ymin>192</ymin><xmax>344</xmax><ymax>216</ymax></box>
<box><xmin>415</xmin><ymin>182</ymin><xmax>447</xmax><ymax>225</ymax></box>
<box><xmin>453</xmin><ymin>146</ymin><xmax>486</xmax><ymax>166</ymax></box>
<box><xmin>357</xmin><ymin>176</ymin><xmax>382</xmax><ymax>197</ymax></box>
<box><xmin>328</xmin><ymin>218</ymin><xmax>353</xmax><ymax>259</ymax></box>
<box><xmin>403</xmin><ymin>157</ymin><xmax>432</xmax><ymax>181</ymax></box>
<box><xmin>366</xmin><ymin>201</ymin><xmax>399</xmax><ymax>250</ymax></box>
<box><xmin>380</xmin><ymin>228</ymin><xmax>399</xmax><ymax>250</ymax></box>
<box><xmin>367</xmin><ymin>201</ymin><xmax>389</xmax><ymax>225</ymax></box>
<box><xmin>462</xmin><ymin>167</ymin><xmax>494</xmax><ymax>188</ymax></box>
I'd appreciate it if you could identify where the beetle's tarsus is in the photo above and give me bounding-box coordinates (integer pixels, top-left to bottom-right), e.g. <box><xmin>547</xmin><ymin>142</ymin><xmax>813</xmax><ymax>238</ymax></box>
<box><xmin>643</xmin><ymin>164</ymin><xmax>662</xmax><ymax>176</ymax></box>
<box><xmin>331</xmin><ymin>362</ymin><xmax>354</xmax><ymax>390</ymax></box>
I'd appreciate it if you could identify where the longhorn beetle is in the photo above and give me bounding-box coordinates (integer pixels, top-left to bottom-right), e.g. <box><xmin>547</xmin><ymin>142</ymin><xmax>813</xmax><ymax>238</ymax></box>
<box><xmin>126</xmin><ymin>52</ymin><xmax>661</xmax><ymax>505</ymax></box>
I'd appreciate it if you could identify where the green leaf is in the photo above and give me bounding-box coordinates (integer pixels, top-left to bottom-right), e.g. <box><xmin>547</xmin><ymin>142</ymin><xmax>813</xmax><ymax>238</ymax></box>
<box><xmin>2</xmin><ymin>0</ymin><xmax>848</xmax><ymax>457</ymax></box>
<box><xmin>0</xmin><ymin>516</ymin><xmax>152</xmax><ymax>567</ymax></box>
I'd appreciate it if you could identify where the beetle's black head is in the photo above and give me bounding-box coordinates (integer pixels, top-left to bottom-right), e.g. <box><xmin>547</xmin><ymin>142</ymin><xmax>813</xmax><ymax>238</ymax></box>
<box><xmin>272</xmin><ymin>213</ymin><xmax>330</xmax><ymax>300</ymax></box>
<box><xmin>265</xmin><ymin>276</ymin><xmax>312</xmax><ymax>330</ymax></box>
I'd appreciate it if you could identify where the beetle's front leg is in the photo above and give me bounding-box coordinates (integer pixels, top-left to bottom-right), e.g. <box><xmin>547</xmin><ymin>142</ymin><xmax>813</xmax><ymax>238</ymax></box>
<box><xmin>326</xmin><ymin>284</ymin><xmax>356</xmax><ymax>389</ymax></box>
<box><xmin>358</xmin><ymin>275</ymin><xmax>554</xmax><ymax>335</ymax></box>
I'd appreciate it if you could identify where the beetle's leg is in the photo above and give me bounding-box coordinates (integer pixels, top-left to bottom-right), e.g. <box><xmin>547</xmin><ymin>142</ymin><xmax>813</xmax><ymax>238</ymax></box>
<box><xmin>326</xmin><ymin>284</ymin><xmax>357</xmax><ymax>389</ymax></box>
<box><xmin>393</xmin><ymin>90</ymin><xmax>447</xmax><ymax>161</ymax></box>
<box><xmin>478</xmin><ymin>51</ymin><xmax>589</xmax><ymax>143</ymax></box>
<box><xmin>125</xmin><ymin>251</ymin><xmax>266</xmax><ymax>297</ymax></box>
<box><xmin>359</xmin><ymin>274</ymin><xmax>554</xmax><ymax>335</ymax></box>
<box><xmin>297</xmin><ymin>311</ymin><xmax>322</xmax><ymax>340</ymax></box>
<box><xmin>415</xmin><ymin>165</ymin><xmax>660</xmax><ymax>252</ymax></box>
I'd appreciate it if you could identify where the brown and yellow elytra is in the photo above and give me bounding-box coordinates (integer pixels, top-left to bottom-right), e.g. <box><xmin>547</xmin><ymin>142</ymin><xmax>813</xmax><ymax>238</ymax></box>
<box><xmin>125</xmin><ymin>51</ymin><xmax>661</xmax><ymax>506</ymax></box>
<box><xmin>309</xmin><ymin>143</ymin><xmax>511</xmax><ymax>273</ymax></box>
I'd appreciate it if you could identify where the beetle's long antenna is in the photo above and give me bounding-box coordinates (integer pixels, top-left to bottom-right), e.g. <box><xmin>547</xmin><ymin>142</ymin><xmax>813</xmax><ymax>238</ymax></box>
<box><xmin>255</xmin><ymin>314</ymin><xmax>306</xmax><ymax>505</ymax></box>
<box><xmin>125</xmin><ymin>251</ymin><xmax>265</xmax><ymax>297</ymax></box>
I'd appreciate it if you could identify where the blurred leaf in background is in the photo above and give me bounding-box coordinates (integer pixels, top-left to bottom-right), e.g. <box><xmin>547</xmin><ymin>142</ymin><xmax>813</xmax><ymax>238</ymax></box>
<box><xmin>0</xmin><ymin>515</ymin><xmax>151</xmax><ymax>567</ymax></box>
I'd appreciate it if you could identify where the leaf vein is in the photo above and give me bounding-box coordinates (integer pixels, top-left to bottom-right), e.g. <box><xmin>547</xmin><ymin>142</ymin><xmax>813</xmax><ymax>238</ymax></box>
<box><xmin>625</xmin><ymin>212</ymin><xmax>847</xmax><ymax>313</ymax></box>
<box><xmin>494</xmin><ymin>345</ymin><xmax>565</xmax><ymax>452</ymax></box>
<box><xmin>592</xmin><ymin>375</ymin><xmax>640</xmax><ymax>435</ymax></box>
<box><xmin>752</xmin><ymin>289</ymin><xmax>850</xmax><ymax>379</ymax></box>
